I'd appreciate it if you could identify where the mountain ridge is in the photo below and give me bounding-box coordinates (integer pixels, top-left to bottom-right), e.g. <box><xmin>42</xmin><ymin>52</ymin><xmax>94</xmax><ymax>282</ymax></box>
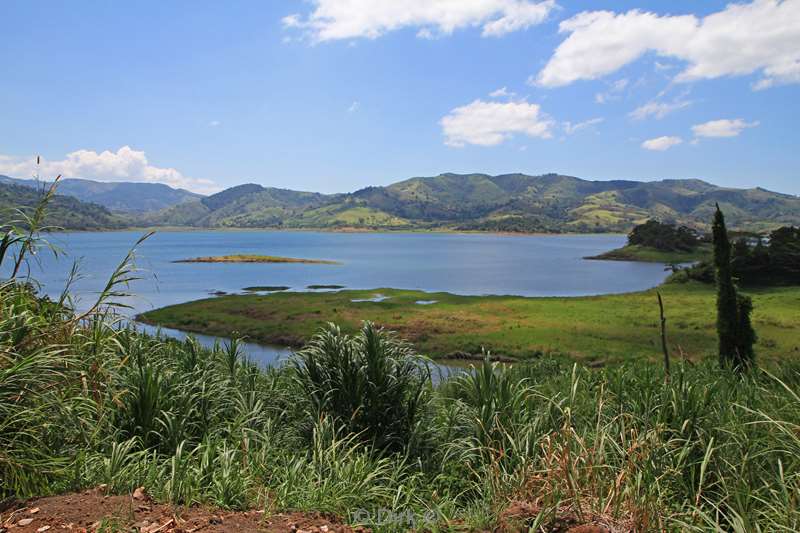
<box><xmin>145</xmin><ymin>172</ymin><xmax>800</xmax><ymax>233</ymax></box>
<box><xmin>2</xmin><ymin>172</ymin><xmax>798</xmax><ymax>233</ymax></box>
<box><xmin>0</xmin><ymin>175</ymin><xmax>201</xmax><ymax>213</ymax></box>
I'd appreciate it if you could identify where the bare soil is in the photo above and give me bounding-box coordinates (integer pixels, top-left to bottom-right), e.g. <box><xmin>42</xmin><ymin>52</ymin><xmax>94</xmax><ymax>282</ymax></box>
<box><xmin>1</xmin><ymin>488</ymin><xmax>360</xmax><ymax>533</ymax></box>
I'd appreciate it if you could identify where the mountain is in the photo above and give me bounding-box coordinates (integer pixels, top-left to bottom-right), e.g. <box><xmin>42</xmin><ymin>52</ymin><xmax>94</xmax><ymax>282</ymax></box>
<box><xmin>0</xmin><ymin>181</ymin><xmax>128</xmax><ymax>230</ymax></box>
<box><xmin>146</xmin><ymin>173</ymin><xmax>800</xmax><ymax>233</ymax></box>
<box><xmin>2</xmin><ymin>172</ymin><xmax>798</xmax><ymax>233</ymax></box>
<box><xmin>142</xmin><ymin>183</ymin><xmax>334</xmax><ymax>228</ymax></box>
<box><xmin>0</xmin><ymin>175</ymin><xmax>201</xmax><ymax>213</ymax></box>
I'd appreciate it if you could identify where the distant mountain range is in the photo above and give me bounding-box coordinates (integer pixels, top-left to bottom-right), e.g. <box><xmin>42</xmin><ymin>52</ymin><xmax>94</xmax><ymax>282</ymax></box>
<box><xmin>2</xmin><ymin>172</ymin><xmax>799</xmax><ymax>232</ymax></box>
<box><xmin>0</xmin><ymin>175</ymin><xmax>201</xmax><ymax>213</ymax></box>
<box><xmin>0</xmin><ymin>181</ymin><xmax>127</xmax><ymax>230</ymax></box>
<box><xmin>145</xmin><ymin>173</ymin><xmax>800</xmax><ymax>233</ymax></box>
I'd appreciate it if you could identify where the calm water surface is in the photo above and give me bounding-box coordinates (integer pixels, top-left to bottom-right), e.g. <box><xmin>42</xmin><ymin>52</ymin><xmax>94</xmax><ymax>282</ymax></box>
<box><xmin>26</xmin><ymin>230</ymin><xmax>669</xmax><ymax>370</ymax></box>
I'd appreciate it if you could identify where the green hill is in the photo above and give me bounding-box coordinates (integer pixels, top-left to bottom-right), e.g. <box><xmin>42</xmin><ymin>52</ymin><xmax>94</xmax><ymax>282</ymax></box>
<box><xmin>0</xmin><ymin>175</ymin><xmax>201</xmax><ymax>213</ymax></box>
<box><xmin>3</xmin><ymin>172</ymin><xmax>798</xmax><ymax>233</ymax></box>
<box><xmin>0</xmin><ymin>181</ymin><xmax>128</xmax><ymax>230</ymax></box>
<box><xmin>148</xmin><ymin>173</ymin><xmax>800</xmax><ymax>233</ymax></box>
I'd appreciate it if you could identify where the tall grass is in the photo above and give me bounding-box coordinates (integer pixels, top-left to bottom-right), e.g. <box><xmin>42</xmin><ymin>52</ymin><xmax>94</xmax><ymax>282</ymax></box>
<box><xmin>2</xmin><ymin>194</ymin><xmax>800</xmax><ymax>530</ymax></box>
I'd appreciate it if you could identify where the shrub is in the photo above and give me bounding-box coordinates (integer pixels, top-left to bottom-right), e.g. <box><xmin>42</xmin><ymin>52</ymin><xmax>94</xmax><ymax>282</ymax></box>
<box><xmin>291</xmin><ymin>322</ymin><xmax>431</xmax><ymax>453</ymax></box>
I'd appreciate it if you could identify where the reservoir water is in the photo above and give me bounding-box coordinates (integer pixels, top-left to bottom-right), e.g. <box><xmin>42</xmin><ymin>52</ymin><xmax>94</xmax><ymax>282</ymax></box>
<box><xmin>26</xmin><ymin>230</ymin><xmax>670</xmax><ymax>370</ymax></box>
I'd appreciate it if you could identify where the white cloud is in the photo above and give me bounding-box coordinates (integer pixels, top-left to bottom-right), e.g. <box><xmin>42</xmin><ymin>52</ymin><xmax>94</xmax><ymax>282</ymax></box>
<box><xmin>0</xmin><ymin>146</ymin><xmax>219</xmax><ymax>194</ymax></box>
<box><xmin>347</xmin><ymin>101</ymin><xmax>360</xmax><ymax>113</ymax></box>
<box><xmin>536</xmin><ymin>0</ymin><xmax>800</xmax><ymax>90</ymax></box>
<box><xmin>629</xmin><ymin>98</ymin><xmax>692</xmax><ymax>120</ymax></box>
<box><xmin>283</xmin><ymin>0</ymin><xmax>557</xmax><ymax>42</ymax></box>
<box><xmin>641</xmin><ymin>136</ymin><xmax>683</xmax><ymax>151</ymax></box>
<box><xmin>563</xmin><ymin>117</ymin><xmax>603</xmax><ymax>134</ymax></box>
<box><xmin>441</xmin><ymin>99</ymin><xmax>554</xmax><ymax>147</ymax></box>
<box><xmin>489</xmin><ymin>86</ymin><xmax>515</xmax><ymax>98</ymax></box>
<box><xmin>692</xmin><ymin>118</ymin><xmax>759</xmax><ymax>138</ymax></box>
<box><xmin>594</xmin><ymin>78</ymin><xmax>628</xmax><ymax>104</ymax></box>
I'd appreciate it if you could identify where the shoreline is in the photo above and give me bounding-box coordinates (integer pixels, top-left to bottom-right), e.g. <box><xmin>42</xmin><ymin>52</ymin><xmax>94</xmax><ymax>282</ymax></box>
<box><xmin>136</xmin><ymin>284</ymin><xmax>800</xmax><ymax>365</ymax></box>
<box><xmin>48</xmin><ymin>225</ymin><xmax>630</xmax><ymax>239</ymax></box>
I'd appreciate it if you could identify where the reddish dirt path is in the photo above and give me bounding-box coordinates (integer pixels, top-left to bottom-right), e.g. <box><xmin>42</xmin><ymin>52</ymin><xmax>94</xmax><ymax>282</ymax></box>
<box><xmin>1</xmin><ymin>488</ymin><xmax>360</xmax><ymax>533</ymax></box>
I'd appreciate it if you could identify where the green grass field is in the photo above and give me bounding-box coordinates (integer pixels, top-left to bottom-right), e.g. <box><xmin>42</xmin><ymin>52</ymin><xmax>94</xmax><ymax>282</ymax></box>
<box><xmin>139</xmin><ymin>282</ymin><xmax>800</xmax><ymax>364</ymax></box>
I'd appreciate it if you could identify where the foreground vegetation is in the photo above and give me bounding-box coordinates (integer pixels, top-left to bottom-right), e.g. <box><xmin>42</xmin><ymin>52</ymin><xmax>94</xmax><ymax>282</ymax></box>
<box><xmin>5</xmin><ymin>191</ymin><xmax>800</xmax><ymax>531</ymax></box>
<box><xmin>139</xmin><ymin>283</ymin><xmax>800</xmax><ymax>364</ymax></box>
<box><xmin>5</xmin><ymin>274</ymin><xmax>800</xmax><ymax>530</ymax></box>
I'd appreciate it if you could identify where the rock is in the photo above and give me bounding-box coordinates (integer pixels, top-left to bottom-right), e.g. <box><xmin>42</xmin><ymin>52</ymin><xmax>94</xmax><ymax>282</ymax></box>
<box><xmin>132</xmin><ymin>486</ymin><xmax>147</xmax><ymax>501</ymax></box>
<box><xmin>320</xmin><ymin>526</ymin><xmax>329</xmax><ymax>533</ymax></box>
<box><xmin>18</xmin><ymin>518</ymin><xmax>34</xmax><ymax>526</ymax></box>
<box><xmin>29</xmin><ymin>507</ymin><xmax>40</xmax><ymax>514</ymax></box>
<box><xmin>37</xmin><ymin>527</ymin><xmax>51</xmax><ymax>532</ymax></box>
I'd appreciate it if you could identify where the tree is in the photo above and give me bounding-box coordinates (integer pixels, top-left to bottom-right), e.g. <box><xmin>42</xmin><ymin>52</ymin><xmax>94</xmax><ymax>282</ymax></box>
<box><xmin>735</xmin><ymin>294</ymin><xmax>756</xmax><ymax>368</ymax></box>
<box><xmin>713</xmin><ymin>205</ymin><xmax>739</xmax><ymax>367</ymax></box>
<box><xmin>768</xmin><ymin>226</ymin><xmax>800</xmax><ymax>281</ymax></box>
<box><xmin>713</xmin><ymin>205</ymin><xmax>756</xmax><ymax>370</ymax></box>
<box><xmin>628</xmin><ymin>220</ymin><xmax>700</xmax><ymax>252</ymax></box>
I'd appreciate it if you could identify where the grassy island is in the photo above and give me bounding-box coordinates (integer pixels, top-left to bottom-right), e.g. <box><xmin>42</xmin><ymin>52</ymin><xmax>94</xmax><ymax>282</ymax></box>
<box><xmin>587</xmin><ymin>243</ymin><xmax>712</xmax><ymax>263</ymax></box>
<box><xmin>173</xmin><ymin>254</ymin><xmax>340</xmax><ymax>264</ymax></box>
<box><xmin>137</xmin><ymin>283</ymin><xmax>800</xmax><ymax>364</ymax></box>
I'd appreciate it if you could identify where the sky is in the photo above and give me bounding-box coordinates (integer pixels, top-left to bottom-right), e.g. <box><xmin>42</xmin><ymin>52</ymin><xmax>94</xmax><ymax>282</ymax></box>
<box><xmin>1</xmin><ymin>0</ymin><xmax>798</xmax><ymax>195</ymax></box>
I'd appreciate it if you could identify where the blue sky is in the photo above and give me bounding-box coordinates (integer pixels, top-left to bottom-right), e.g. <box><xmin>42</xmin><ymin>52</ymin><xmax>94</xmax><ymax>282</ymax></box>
<box><xmin>1</xmin><ymin>0</ymin><xmax>798</xmax><ymax>195</ymax></box>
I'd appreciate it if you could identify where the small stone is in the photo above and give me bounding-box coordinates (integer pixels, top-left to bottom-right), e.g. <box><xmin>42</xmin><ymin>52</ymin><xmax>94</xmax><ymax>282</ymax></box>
<box><xmin>320</xmin><ymin>526</ymin><xmax>329</xmax><ymax>532</ymax></box>
<box><xmin>18</xmin><ymin>518</ymin><xmax>35</xmax><ymax>526</ymax></box>
<box><xmin>209</xmin><ymin>516</ymin><xmax>223</xmax><ymax>525</ymax></box>
<box><xmin>29</xmin><ymin>507</ymin><xmax>41</xmax><ymax>514</ymax></box>
<box><xmin>37</xmin><ymin>526</ymin><xmax>51</xmax><ymax>532</ymax></box>
<box><xmin>132</xmin><ymin>486</ymin><xmax>146</xmax><ymax>501</ymax></box>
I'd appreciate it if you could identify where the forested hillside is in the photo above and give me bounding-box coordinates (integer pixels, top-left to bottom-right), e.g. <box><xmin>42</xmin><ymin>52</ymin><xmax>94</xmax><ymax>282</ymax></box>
<box><xmin>0</xmin><ymin>181</ymin><xmax>128</xmax><ymax>230</ymax></box>
<box><xmin>148</xmin><ymin>173</ymin><xmax>800</xmax><ymax>232</ymax></box>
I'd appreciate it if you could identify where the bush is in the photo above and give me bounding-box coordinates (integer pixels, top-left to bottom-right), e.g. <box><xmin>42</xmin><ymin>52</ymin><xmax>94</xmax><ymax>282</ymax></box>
<box><xmin>291</xmin><ymin>322</ymin><xmax>431</xmax><ymax>453</ymax></box>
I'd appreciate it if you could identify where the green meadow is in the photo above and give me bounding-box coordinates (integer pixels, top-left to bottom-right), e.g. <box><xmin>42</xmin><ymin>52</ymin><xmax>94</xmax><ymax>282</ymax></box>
<box><xmin>139</xmin><ymin>282</ymin><xmax>800</xmax><ymax>364</ymax></box>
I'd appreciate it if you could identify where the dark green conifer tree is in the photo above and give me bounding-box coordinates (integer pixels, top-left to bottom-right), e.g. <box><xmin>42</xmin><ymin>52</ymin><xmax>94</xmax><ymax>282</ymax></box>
<box><xmin>713</xmin><ymin>204</ymin><xmax>756</xmax><ymax>370</ymax></box>
<box><xmin>735</xmin><ymin>294</ymin><xmax>756</xmax><ymax>369</ymax></box>
<box><xmin>713</xmin><ymin>205</ymin><xmax>739</xmax><ymax>367</ymax></box>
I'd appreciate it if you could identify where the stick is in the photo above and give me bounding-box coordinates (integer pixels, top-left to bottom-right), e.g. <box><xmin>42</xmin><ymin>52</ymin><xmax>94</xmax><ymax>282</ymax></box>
<box><xmin>657</xmin><ymin>291</ymin><xmax>670</xmax><ymax>381</ymax></box>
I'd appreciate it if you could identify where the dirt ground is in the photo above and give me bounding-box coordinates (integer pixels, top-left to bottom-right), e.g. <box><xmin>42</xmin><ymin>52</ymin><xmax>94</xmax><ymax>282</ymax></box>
<box><xmin>0</xmin><ymin>488</ymin><xmax>360</xmax><ymax>533</ymax></box>
<box><xmin>1</xmin><ymin>489</ymin><xmax>623</xmax><ymax>532</ymax></box>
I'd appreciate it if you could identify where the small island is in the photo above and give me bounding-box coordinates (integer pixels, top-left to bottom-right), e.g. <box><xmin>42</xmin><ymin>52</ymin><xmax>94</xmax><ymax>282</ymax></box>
<box><xmin>243</xmin><ymin>285</ymin><xmax>290</xmax><ymax>292</ymax></box>
<box><xmin>173</xmin><ymin>254</ymin><xmax>340</xmax><ymax>265</ymax></box>
<box><xmin>587</xmin><ymin>220</ymin><xmax>711</xmax><ymax>263</ymax></box>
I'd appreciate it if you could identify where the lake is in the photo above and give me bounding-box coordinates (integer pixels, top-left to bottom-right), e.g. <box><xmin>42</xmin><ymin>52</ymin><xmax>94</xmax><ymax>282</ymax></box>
<box><xmin>23</xmin><ymin>230</ymin><xmax>671</xmax><ymax>370</ymax></box>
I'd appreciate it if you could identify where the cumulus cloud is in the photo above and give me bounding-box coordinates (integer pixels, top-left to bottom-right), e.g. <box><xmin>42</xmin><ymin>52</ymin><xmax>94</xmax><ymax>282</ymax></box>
<box><xmin>692</xmin><ymin>119</ymin><xmax>759</xmax><ymax>138</ymax></box>
<box><xmin>641</xmin><ymin>136</ymin><xmax>683</xmax><ymax>151</ymax></box>
<box><xmin>629</xmin><ymin>98</ymin><xmax>692</xmax><ymax>120</ymax></box>
<box><xmin>0</xmin><ymin>146</ymin><xmax>219</xmax><ymax>194</ymax></box>
<box><xmin>441</xmin><ymin>99</ymin><xmax>554</xmax><ymax>147</ymax></box>
<box><xmin>563</xmin><ymin>117</ymin><xmax>604</xmax><ymax>135</ymax></box>
<box><xmin>282</xmin><ymin>0</ymin><xmax>556</xmax><ymax>42</ymax></box>
<box><xmin>535</xmin><ymin>0</ymin><xmax>800</xmax><ymax>90</ymax></box>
